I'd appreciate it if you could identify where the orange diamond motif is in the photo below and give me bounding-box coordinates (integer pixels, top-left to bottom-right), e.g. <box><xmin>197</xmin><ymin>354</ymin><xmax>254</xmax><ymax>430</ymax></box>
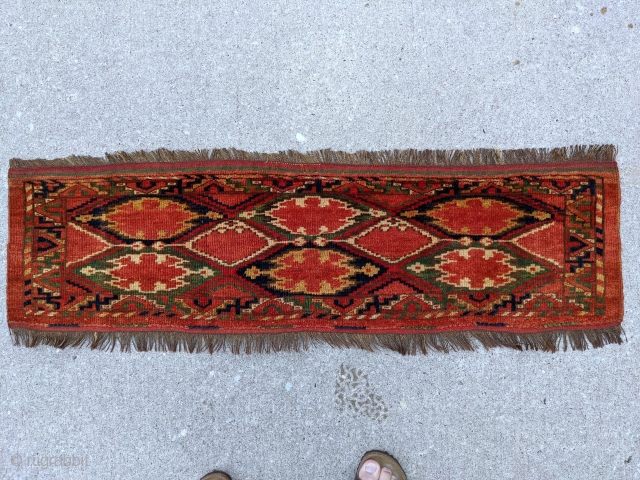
<box><xmin>186</xmin><ymin>221</ymin><xmax>275</xmax><ymax>266</ymax></box>
<box><xmin>350</xmin><ymin>218</ymin><xmax>437</xmax><ymax>263</ymax></box>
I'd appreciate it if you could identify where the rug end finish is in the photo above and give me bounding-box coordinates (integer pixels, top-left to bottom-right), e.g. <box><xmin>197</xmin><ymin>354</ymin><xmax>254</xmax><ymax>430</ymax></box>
<box><xmin>9</xmin><ymin>144</ymin><xmax>617</xmax><ymax>168</ymax></box>
<box><xmin>9</xmin><ymin>327</ymin><xmax>625</xmax><ymax>355</ymax></box>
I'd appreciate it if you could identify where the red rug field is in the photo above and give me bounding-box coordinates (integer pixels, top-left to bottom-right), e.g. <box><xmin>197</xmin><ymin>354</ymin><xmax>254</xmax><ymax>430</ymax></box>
<box><xmin>7</xmin><ymin>146</ymin><xmax>623</xmax><ymax>354</ymax></box>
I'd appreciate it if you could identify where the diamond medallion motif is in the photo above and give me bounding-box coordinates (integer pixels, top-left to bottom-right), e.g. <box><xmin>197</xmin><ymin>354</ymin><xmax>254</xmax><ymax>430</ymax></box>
<box><xmin>266</xmin><ymin>195</ymin><xmax>359</xmax><ymax>235</ymax></box>
<box><xmin>255</xmin><ymin>194</ymin><xmax>385</xmax><ymax>237</ymax></box>
<box><xmin>240</xmin><ymin>245</ymin><xmax>387</xmax><ymax>295</ymax></box>
<box><xmin>406</xmin><ymin>244</ymin><xmax>548</xmax><ymax>292</ymax></box>
<box><xmin>72</xmin><ymin>247</ymin><xmax>220</xmax><ymax>307</ymax></box>
<box><xmin>74</xmin><ymin>196</ymin><xmax>217</xmax><ymax>243</ymax></box>
<box><xmin>402</xmin><ymin>196</ymin><xmax>551</xmax><ymax>238</ymax></box>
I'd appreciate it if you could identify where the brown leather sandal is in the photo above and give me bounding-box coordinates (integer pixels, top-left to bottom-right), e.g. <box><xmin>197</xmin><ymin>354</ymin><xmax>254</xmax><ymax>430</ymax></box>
<box><xmin>200</xmin><ymin>471</ymin><xmax>231</xmax><ymax>480</ymax></box>
<box><xmin>355</xmin><ymin>450</ymin><xmax>407</xmax><ymax>480</ymax></box>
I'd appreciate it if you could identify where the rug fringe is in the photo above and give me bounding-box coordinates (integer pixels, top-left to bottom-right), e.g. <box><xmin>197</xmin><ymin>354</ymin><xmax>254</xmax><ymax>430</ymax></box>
<box><xmin>8</xmin><ymin>326</ymin><xmax>625</xmax><ymax>355</ymax></box>
<box><xmin>9</xmin><ymin>144</ymin><xmax>617</xmax><ymax>168</ymax></box>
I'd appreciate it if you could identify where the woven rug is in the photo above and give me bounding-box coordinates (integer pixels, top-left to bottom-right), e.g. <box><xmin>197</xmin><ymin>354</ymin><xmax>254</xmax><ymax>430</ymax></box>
<box><xmin>7</xmin><ymin>145</ymin><xmax>623</xmax><ymax>354</ymax></box>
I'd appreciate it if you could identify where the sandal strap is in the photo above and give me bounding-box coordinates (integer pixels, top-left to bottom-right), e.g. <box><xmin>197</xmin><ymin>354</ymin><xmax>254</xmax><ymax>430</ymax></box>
<box><xmin>200</xmin><ymin>471</ymin><xmax>232</xmax><ymax>480</ymax></box>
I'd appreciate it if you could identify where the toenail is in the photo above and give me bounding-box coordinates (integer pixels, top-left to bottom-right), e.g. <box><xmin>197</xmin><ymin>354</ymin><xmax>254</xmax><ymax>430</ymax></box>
<box><xmin>382</xmin><ymin>467</ymin><xmax>392</xmax><ymax>473</ymax></box>
<box><xmin>365</xmin><ymin>464</ymin><xmax>377</xmax><ymax>473</ymax></box>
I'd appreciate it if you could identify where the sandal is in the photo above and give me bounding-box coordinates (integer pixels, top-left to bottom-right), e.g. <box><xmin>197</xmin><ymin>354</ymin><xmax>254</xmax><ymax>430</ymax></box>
<box><xmin>200</xmin><ymin>472</ymin><xmax>231</xmax><ymax>480</ymax></box>
<box><xmin>355</xmin><ymin>450</ymin><xmax>408</xmax><ymax>480</ymax></box>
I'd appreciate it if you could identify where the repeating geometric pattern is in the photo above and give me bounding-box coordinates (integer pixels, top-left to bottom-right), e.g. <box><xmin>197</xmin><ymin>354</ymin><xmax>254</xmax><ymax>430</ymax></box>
<box><xmin>7</xmin><ymin>161</ymin><xmax>622</xmax><ymax>337</ymax></box>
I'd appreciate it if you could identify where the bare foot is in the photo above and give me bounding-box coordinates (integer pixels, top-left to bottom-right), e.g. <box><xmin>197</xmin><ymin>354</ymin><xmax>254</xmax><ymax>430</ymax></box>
<box><xmin>358</xmin><ymin>459</ymin><xmax>397</xmax><ymax>480</ymax></box>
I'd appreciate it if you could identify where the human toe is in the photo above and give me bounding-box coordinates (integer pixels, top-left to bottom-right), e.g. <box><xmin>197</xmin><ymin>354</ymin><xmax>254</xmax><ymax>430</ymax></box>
<box><xmin>358</xmin><ymin>459</ymin><xmax>381</xmax><ymax>480</ymax></box>
<box><xmin>379</xmin><ymin>466</ymin><xmax>393</xmax><ymax>480</ymax></box>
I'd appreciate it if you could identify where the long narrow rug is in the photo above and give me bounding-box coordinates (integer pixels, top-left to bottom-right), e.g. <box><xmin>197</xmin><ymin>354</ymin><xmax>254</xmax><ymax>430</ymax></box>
<box><xmin>7</xmin><ymin>145</ymin><xmax>623</xmax><ymax>354</ymax></box>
